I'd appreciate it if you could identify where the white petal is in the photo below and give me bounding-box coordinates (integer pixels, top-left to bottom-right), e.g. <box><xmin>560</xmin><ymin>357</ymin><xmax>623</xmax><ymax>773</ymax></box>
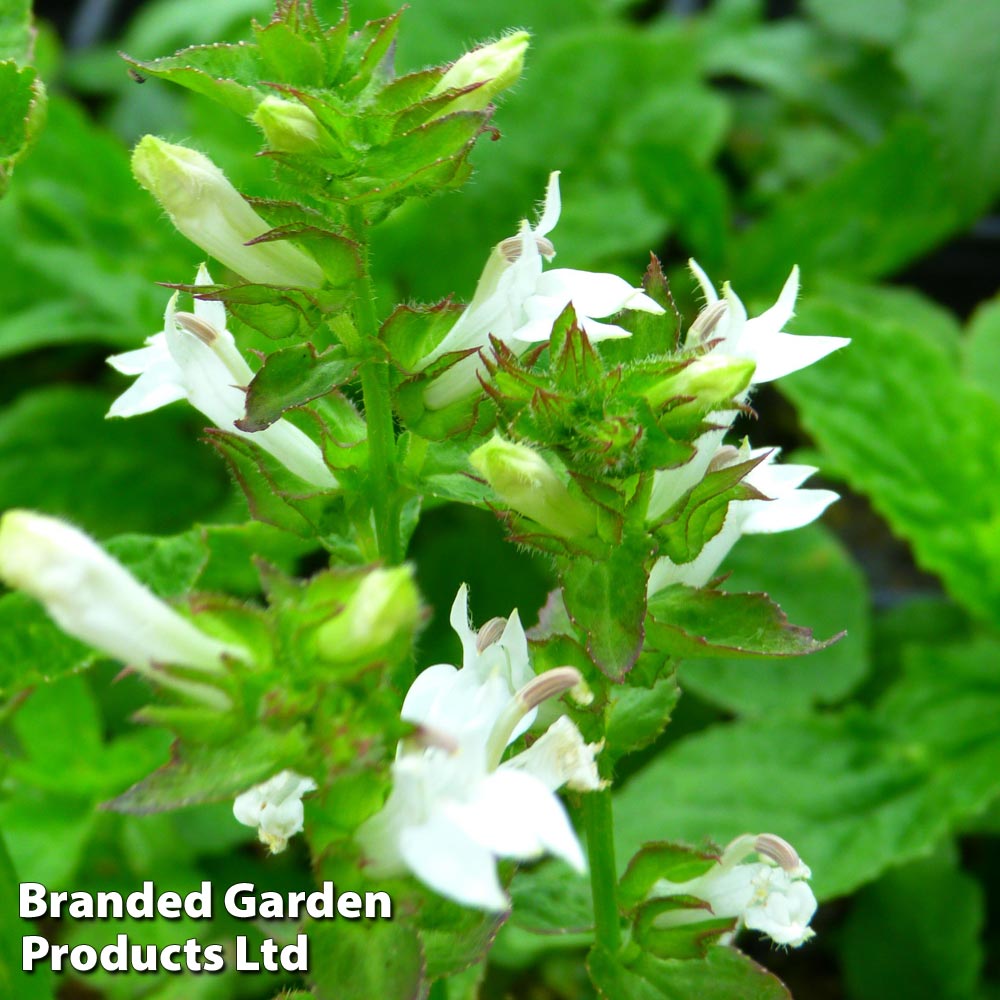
<box><xmin>233</xmin><ymin>788</ymin><xmax>265</xmax><ymax>827</ymax></box>
<box><xmin>450</xmin><ymin>584</ymin><xmax>480</xmax><ymax>669</ymax></box>
<box><xmin>106</xmin><ymin>336</ymin><xmax>171</xmax><ymax>376</ymax></box>
<box><xmin>193</xmin><ymin>263</ymin><xmax>228</xmax><ymax>333</ymax></box>
<box><xmin>688</xmin><ymin>259</ymin><xmax>719</xmax><ymax>305</ymax></box>
<box><xmin>578</xmin><ymin>317</ymin><xmax>633</xmax><ymax>342</ymax></box>
<box><xmin>401</xmin><ymin>663</ymin><xmax>460</xmax><ymax>728</ymax></box>
<box><xmin>399</xmin><ymin>812</ymin><xmax>508</xmax><ymax>911</ymax></box>
<box><xmin>744</xmin><ymin>265</ymin><xmax>799</xmax><ymax>338</ymax></box>
<box><xmin>107</xmin><ymin>374</ymin><xmax>187</xmax><ymax>418</ymax></box>
<box><xmin>738</xmin><ymin>330</ymin><xmax>851</xmax><ymax>383</ymax></box>
<box><xmin>253</xmin><ymin>419</ymin><xmax>337</xmax><ymax>488</ymax></box>
<box><xmin>534</xmin><ymin>171</ymin><xmax>562</xmax><ymax>238</ymax></box>
<box><xmin>537</xmin><ymin>269</ymin><xmax>647</xmax><ymax>320</ymax></box>
<box><xmin>453</xmin><ymin>768</ymin><xmax>585</xmax><ymax>872</ymax></box>
<box><xmin>741</xmin><ymin>488</ymin><xmax>839</xmax><ymax>534</ymax></box>
<box><xmin>504</xmin><ymin>716</ymin><xmax>602</xmax><ymax>792</ymax></box>
<box><xmin>498</xmin><ymin>609</ymin><xmax>532</xmax><ymax>688</ymax></box>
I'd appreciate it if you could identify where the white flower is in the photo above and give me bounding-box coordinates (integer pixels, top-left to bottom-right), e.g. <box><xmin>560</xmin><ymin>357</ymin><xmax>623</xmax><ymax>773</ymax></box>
<box><xmin>686</xmin><ymin>260</ymin><xmax>849</xmax><ymax>384</ymax></box>
<box><xmin>647</xmin><ymin>263</ymin><xmax>849</xmax><ymax>522</ymax></box>
<box><xmin>233</xmin><ymin>770</ymin><xmax>317</xmax><ymax>854</ymax></box>
<box><xmin>651</xmin><ymin>833</ymin><xmax>817</xmax><ymax>948</ymax></box>
<box><xmin>0</xmin><ymin>510</ymin><xmax>245</xmax><ymax>708</ymax></box>
<box><xmin>132</xmin><ymin>136</ymin><xmax>324</xmax><ymax>288</ymax></box>
<box><xmin>422</xmin><ymin>172</ymin><xmax>664</xmax><ymax>408</ymax></box>
<box><xmin>648</xmin><ymin>443</ymin><xmax>838</xmax><ymax>594</ymax></box>
<box><xmin>107</xmin><ymin>266</ymin><xmax>336</xmax><ymax>490</ymax></box>
<box><xmin>359</xmin><ymin>589</ymin><xmax>599</xmax><ymax>911</ymax></box>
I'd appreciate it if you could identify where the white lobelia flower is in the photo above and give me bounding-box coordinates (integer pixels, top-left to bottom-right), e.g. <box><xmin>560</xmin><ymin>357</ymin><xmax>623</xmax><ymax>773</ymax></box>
<box><xmin>359</xmin><ymin>601</ymin><xmax>600</xmax><ymax>911</ymax></box>
<box><xmin>648</xmin><ymin>443</ymin><xmax>839</xmax><ymax>594</ymax></box>
<box><xmin>107</xmin><ymin>265</ymin><xmax>336</xmax><ymax>490</ymax></box>
<box><xmin>233</xmin><ymin>770</ymin><xmax>318</xmax><ymax>854</ymax></box>
<box><xmin>0</xmin><ymin>510</ymin><xmax>246</xmax><ymax>708</ymax></box>
<box><xmin>421</xmin><ymin>172</ymin><xmax>664</xmax><ymax>409</ymax></box>
<box><xmin>651</xmin><ymin>833</ymin><xmax>817</xmax><ymax>948</ymax></box>
<box><xmin>647</xmin><ymin>262</ymin><xmax>849</xmax><ymax>522</ymax></box>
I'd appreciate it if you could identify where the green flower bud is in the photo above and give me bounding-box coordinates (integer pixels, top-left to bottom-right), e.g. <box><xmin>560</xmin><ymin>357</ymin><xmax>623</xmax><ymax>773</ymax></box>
<box><xmin>132</xmin><ymin>136</ymin><xmax>324</xmax><ymax>288</ymax></box>
<box><xmin>646</xmin><ymin>355</ymin><xmax>756</xmax><ymax>412</ymax></box>
<box><xmin>469</xmin><ymin>435</ymin><xmax>596</xmax><ymax>539</ymax></box>
<box><xmin>253</xmin><ymin>96</ymin><xmax>324</xmax><ymax>154</ymax></box>
<box><xmin>315</xmin><ymin>566</ymin><xmax>421</xmax><ymax>663</ymax></box>
<box><xmin>430</xmin><ymin>31</ymin><xmax>530</xmax><ymax>115</ymax></box>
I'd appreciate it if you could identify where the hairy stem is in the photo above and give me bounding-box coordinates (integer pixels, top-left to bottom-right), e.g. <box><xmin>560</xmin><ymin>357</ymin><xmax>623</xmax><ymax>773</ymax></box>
<box><xmin>584</xmin><ymin>786</ymin><xmax>622</xmax><ymax>953</ymax></box>
<box><xmin>347</xmin><ymin>205</ymin><xmax>401</xmax><ymax>563</ymax></box>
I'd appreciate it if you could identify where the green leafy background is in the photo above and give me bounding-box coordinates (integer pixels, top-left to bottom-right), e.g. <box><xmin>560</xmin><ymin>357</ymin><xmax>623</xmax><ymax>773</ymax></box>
<box><xmin>1</xmin><ymin>0</ymin><xmax>999</xmax><ymax>997</ymax></box>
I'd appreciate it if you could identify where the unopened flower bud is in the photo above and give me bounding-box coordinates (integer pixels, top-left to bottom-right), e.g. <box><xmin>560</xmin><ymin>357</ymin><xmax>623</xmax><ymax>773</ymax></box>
<box><xmin>646</xmin><ymin>355</ymin><xmax>756</xmax><ymax>412</ymax></box>
<box><xmin>430</xmin><ymin>31</ymin><xmax>530</xmax><ymax>115</ymax></box>
<box><xmin>0</xmin><ymin>510</ymin><xmax>245</xmax><ymax>708</ymax></box>
<box><xmin>469</xmin><ymin>435</ymin><xmax>596</xmax><ymax>539</ymax></box>
<box><xmin>253</xmin><ymin>96</ymin><xmax>324</xmax><ymax>154</ymax></box>
<box><xmin>132</xmin><ymin>136</ymin><xmax>324</xmax><ymax>287</ymax></box>
<box><xmin>315</xmin><ymin>566</ymin><xmax>420</xmax><ymax>663</ymax></box>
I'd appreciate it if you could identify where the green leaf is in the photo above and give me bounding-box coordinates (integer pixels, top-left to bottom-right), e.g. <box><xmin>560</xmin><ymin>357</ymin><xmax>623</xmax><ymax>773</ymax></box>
<box><xmin>560</xmin><ymin>541</ymin><xmax>649</xmax><ymax>680</ymax></box>
<box><xmin>619</xmin><ymin>843</ymin><xmax>717</xmax><ymax>912</ymax></box>
<box><xmin>605</xmin><ymin>672</ymin><xmax>680</xmax><ymax>762</ymax></box>
<box><xmin>895</xmin><ymin>0</ymin><xmax>1000</xmax><ymax>218</ymax></box>
<box><xmin>508</xmin><ymin>860</ymin><xmax>594</xmax><ymax>934</ymax></box>
<box><xmin>839</xmin><ymin>852</ymin><xmax>984</xmax><ymax>1000</ymax></box>
<box><xmin>587</xmin><ymin>943</ymin><xmax>791</xmax><ymax>1000</ymax></box>
<box><xmin>616</xmin><ymin>637</ymin><xmax>1000</xmax><ymax>900</ymax></box>
<box><xmin>103</xmin><ymin>728</ymin><xmax>309</xmax><ymax>813</ymax></box>
<box><xmin>241</xmin><ymin>344</ymin><xmax>356</xmax><ymax>431</ymax></box>
<box><xmin>0</xmin><ymin>387</ymin><xmax>229</xmax><ymax>538</ymax></box>
<box><xmin>646</xmin><ymin>584</ymin><xmax>839</xmax><ymax>659</ymax></box>
<box><xmin>782</xmin><ymin>293</ymin><xmax>1000</xmax><ymax>623</ymax></box>
<box><xmin>0</xmin><ymin>831</ymin><xmax>54</xmax><ymax>1000</ymax></box>
<box><xmin>679</xmin><ymin>526</ymin><xmax>869</xmax><ymax>715</ymax></box>
<box><xmin>964</xmin><ymin>293</ymin><xmax>1000</xmax><ymax>405</ymax></box>
<box><xmin>307</xmin><ymin>920</ymin><xmax>424</xmax><ymax>1000</ymax></box>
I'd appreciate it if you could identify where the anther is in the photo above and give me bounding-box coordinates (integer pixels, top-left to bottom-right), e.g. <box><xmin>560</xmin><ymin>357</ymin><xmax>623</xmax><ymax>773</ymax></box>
<box><xmin>174</xmin><ymin>311</ymin><xmax>219</xmax><ymax>345</ymax></box>
<box><xmin>476</xmin><ymin>617</ymin><xmax>507</xmax><ymax>653</ymax></box>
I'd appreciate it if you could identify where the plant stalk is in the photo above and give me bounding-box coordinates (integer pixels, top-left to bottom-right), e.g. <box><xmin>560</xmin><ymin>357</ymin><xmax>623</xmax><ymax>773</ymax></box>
<box><xmin>584</xmin><ymin>785</ymin><xmax>622</xmax><ymax>953</ymax></box>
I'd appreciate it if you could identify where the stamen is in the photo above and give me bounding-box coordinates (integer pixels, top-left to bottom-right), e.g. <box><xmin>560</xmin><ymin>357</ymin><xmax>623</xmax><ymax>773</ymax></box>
<box><xmin>498</xmin><ymin>234</ymin><xmax>556</xmax><ymax>263</ymax></box>
<box><xmin>516</xmin><ymin>667</ymin><xmax>582</xmax><ymax>712</ymax></box>
<box><xmin>174</xmin><ymin>310</ymin><xmax>219</xmax><ymax>345</ymax></box>
<box><xmin>754</xmin><ymin>834</ymin><xmax>807</xmax><ymax>874</ymax></box>
<box><xmin>688</xmin><ymin>300</ymin><xmax>727</xmax><ymax>343</ymax></box>
<box><xmin>476</xmin><ymin>617</ymin><xmax>507</xmax><ymax>653</ymax></box>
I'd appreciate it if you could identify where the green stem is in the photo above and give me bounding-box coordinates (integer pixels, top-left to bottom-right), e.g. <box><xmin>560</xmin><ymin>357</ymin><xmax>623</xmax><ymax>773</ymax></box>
<box><xmin>584</xmin><ymin>786</ymin><xmax>622</xmax><ymax>953</ymax></box>
<box><xmin>347</xmin><ymin>205</ymin><xmax>401</xmax><ymax>564</ymax></box>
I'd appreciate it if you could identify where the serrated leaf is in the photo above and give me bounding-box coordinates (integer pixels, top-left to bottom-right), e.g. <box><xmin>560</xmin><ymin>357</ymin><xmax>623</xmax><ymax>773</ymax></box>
<box><xmin>240</xmin><ymin>344</ymin><xmax>356</xmax><ymax>431</ymax></box>
<box><xmin>103</xmin><ymin>728</ymin><xmax>308</xmax><ymax>813</ymax></box>
<box><xmin>587</xmin><ymin>943</ymin><xmax>791</xmax><ymax>1000</ymax></box>
<box><xmin>508</xmin><ymin>860</ymin><xmax>594</xmax><ymax>935</ymax></box>
<box><xmin>619</xmin><ymin>842</ymin><xmax>718</xmax><ymax>911</ymax></box>
<box><xmin>382</xmin><ymin>300</ymin><xmax>463</xmax><ymax>373</ymax></box>
<box><xmin>782</xmin><ymin>293</ymin><xmax>1000</xmax><ymax>623</ymax></box>
<box><xmin>646</xmin><ymin>584</ymin><xmax>840</xmax><ymax>659</ymax></box>
<box><xmin>307</xmin><ymin>919</ymin><xmax>424</xmax><ymax>1000</ymax></box>
<box><xmin>605</xmin><ymin>672</ymin><xmax>680</xmax><ymax>762</ymax></box>
<box><xmin>560</xmin><ymin>541</ymin><xmax>650</xmax><ymax>680</ymax></box>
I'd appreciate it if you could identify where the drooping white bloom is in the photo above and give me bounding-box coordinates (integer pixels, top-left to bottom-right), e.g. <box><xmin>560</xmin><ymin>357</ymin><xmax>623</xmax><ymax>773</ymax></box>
<box><xmin>0</xmin><ymin>510</ymin><xmax>245</xmax><ymax>708</ymax></box>
<box><xmin>359</xmin><ymin>588</ymin><xmax>599</xmax><ymax>911</ymax></box>
<box><xmin>422</xmin><ymin>172</ymin><xmax>664</xmax><ymax>409</ymax></box>
<box><xmin>107</xmin><ymin>266</ymin><xmax>336</xmax><ymax>490</ymax></box>
<box><xmin>648</xmin><ymin>443</ymin><xmax>838</xmax><ymax>594</ymax></box>
<box><xmin>647</xmin><ymin>263</ymin><xmax>849</xmax><ymax>522</ymax></box>
<box><xmin>651</xmin><ymin>833</ymin><xmax>817</xmax><ymax>948</ymax></box>
<box><xmin>233</xmin><ymin>770</ymin><xmax>318</xmax><ymax>854</ymax></box>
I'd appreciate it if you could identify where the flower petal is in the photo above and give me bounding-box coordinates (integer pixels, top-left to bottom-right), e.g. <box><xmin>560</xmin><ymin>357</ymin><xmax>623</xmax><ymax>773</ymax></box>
<box><xmin>193</xmin><ymin>263</ymin><xmax>228</xmax><ymax>333</ymax></box>
<box><xmin>737</xmin><ymin>330</ymin><xmax>851</xmax><ymax>383</ymax></box>
<box><xmin>106</xmin><ymin>374</ymin><xmax>187</xmax><ymax>418</ymax></box>
<box><xmin>399</xmin><ymin>812</ymin><xmax>508</xmax><ymax>911</ymax></box>
<box><xmin>741</xmin><ymin>488</ymin><xmax>839</xmax><ymax>534</ymax></box>
<box><xmin>534</xmin><ymin>171</ymin><xmax>562</xmax><ymax>239</ymax></box>
<box><xmin>536</xmin><ymin>268</ymin><xmax>648</xmax><ymax>319</ymax></box>
<box><xmin>688</xmin><ymin>259</ymin><xmax>719</xmax><ymax>305</ymax></box>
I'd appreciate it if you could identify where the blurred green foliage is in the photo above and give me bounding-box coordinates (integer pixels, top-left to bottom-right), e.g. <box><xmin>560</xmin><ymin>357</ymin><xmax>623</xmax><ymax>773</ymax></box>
<box><xmin>1</xmin><ymin>0</ymin><xmax>999</xmax><ymax>997</ymax></box>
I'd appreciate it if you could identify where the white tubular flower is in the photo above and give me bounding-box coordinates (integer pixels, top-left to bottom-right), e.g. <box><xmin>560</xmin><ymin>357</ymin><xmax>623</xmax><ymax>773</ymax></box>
<box><xmin>233</xmin><ymin>770</ymin><xmax>318</xmax><ymax>854</ymax></box>
<box><xmin>359</xmin><ymin>600</ymin><xmax>598</xmax><ymax>911</ymax></box>
<box><xmin>648</xmin><ymin>444</ymin><xmax>838</xmax><ymax>594</ymax></box>
<box><xmin>652</xmin><ymin>833</ymin><xmax>817</xmax><ymax>948</ymax></box>
<box><xmin>422</xmin><ymin>172</ymin><xmax>664</xmax><ymax>409</ymax></box>
<box><xmin>132</xmin><ymin>136</ymin><xmax>324</xmax><ymax>288</ymax></box>
<box><xmin>107</xmin><ymin>266</ymin><xmax>336</xmax><ymax>490</ymax></box>
<box><xmin>647</xmin><ymin>263</ymin><xmax>848</xmax><ymax>522</ymax></box>
<box><xmin>0</xmin><ymin>510</ymin><xmax>245</xmax><ymax>707</ymax></box>
<box><xmin>686</xmin><ymin>261</ymin><xmax>849</xmax><ymax>383</ymax></box>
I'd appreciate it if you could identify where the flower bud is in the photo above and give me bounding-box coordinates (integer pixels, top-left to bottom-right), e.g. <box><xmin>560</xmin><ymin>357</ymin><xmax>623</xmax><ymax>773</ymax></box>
<box><xmin>0</xmin><ymin>510</ymin><xmax>246</xmax><ymax>707</ymax></box>
<box><xmin>430</xmin><ymin>31</ymin><xmax>530</xmax><ymax>115</ymax></box>
<box><xmin>253</xmin><ymin>96</ymin><xmax>324</xmax><ymax>154</ymax></box>
<box><xmin>645</xmin><ymin>355</ymin><xmax>756</xmax><ymax>412</ymax></box>
<box><xmin>469</xmin><ymin>435</ymin><xmax>596</xmax><ymax>539</ymax></box>
<box><xmin>315</xmin><ymin>566</ymin><xmax>421</xmax><ymax>663</ymax></box>
<box><xmin>132</xmin><ymin>136</ymin><xmax>324</xmax><ymax>288</ymax></box>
